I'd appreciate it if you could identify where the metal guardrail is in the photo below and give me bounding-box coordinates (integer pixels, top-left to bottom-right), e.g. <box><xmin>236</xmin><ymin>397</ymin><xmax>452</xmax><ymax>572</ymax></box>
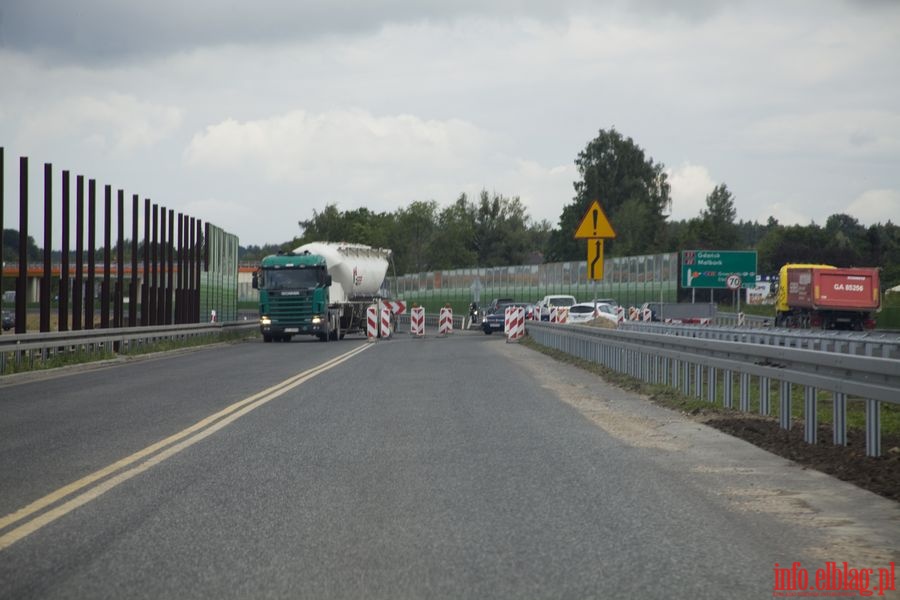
<box><xmin>528</xmin><ymin>321</ymin><xmax>900</xmax><ymax>457</ymax></box>
<box><xmin>0</xmin><ymin>322</ymin><xmax>257</xmax><ymax>375</ymax></box>
<box><xmin>619</xmin><ymin>322</ymin><xmax>900</xmax><ymax>359</ymax></box>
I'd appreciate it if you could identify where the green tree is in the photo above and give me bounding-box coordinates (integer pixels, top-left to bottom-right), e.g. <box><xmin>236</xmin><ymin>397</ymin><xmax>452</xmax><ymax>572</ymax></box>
<box><xmin>697</xmin><ymin>184</ymin><xmax>739</xmax><ymax>249</ymax></box>
<box><xmin>546</xmin><ymin>128</ymin><xmax>671</xmax><ymax>260</ymax></box>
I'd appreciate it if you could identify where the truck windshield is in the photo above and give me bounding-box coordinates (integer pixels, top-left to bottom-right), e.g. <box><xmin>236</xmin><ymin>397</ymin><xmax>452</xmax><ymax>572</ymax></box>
<box><xmin>261</xmin><ymin>268</ymin><xmax>322</xmax><ymax>290</ymax></box>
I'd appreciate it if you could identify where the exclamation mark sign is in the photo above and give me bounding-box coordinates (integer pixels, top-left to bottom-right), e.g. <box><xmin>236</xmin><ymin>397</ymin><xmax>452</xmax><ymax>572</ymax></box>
<box><xmin>592</xmin><ymin>209</ymin><xmax>598</xmax><ymax>236</ymax></box>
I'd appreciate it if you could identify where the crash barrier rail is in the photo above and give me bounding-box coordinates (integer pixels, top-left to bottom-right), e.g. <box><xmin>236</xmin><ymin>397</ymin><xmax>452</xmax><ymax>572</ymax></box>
<box><xmin>715</xmin><ymin>312</ymin><xmax>771</xmax><ymax>328</ymax></box>
<box><xmin>617</xmin><ymin>322</ymin><xmax>900</xmax><ymax>360</ymax></box>
<box><xmin>396</xmin><ymin>312</ymin><xmax>465</xmax><ymax>331</ymax></box>
<box><xmin>0</xmin><ymin>321</ymin><xmax>257</xmax><ymax>375</ymax></box>
<box><xmin>527</xmin><ymin>321</ymin><xmax>900</xmax><ymax>457</ymax></box>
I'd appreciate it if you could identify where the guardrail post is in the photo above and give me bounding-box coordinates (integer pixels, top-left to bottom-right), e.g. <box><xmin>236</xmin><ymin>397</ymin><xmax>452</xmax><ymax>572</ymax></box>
<box><xmin>682</xmin><ymin>361</ymin><xmax>691</xmax><ymax>395</ymax></box>
<box><xmin>707</xmin><ymin>366</ymin><xmax>717</xmax><ymax>403</ymax></box>
<box><xmin>803</xmin><ymin>386</ymin><xmax>818</xmax><ymax>444</ymax></box>
<box><xmin>759</xmin><ymin>376</ymin><xmax>770</xmax><ymax>415</ymax></box>
<box><xmin>832</xmin><ymin>392</ymin><xmax>847</xmax><ymax>446</ymax></box>
<box><xmin>723</xmin><ymin>370</ymin><xmax>734</xmax><ymax>409</ymax></box>
<box><xmin>740</xmin><ymin>373</ymin><xmax>750</xmax><ymax>412</ymax></box>
<box><xmin>866</xmin><ymin>399</ymin><xmax>881</xmax><ymax>457</ymax></box>
<box><xmin>672</xmin><ymin>359</ymin><xmax>679</xmax><ymax>389</ymax></box>
<box><xmin>780</xmin><ymin>381</ymin><xmax>792</xmax><ymax>430</ymax></box>
<box><xmin>694</xmin><ymin>363</ymin><xmax>702</xmax><ymax>398</ymax></box>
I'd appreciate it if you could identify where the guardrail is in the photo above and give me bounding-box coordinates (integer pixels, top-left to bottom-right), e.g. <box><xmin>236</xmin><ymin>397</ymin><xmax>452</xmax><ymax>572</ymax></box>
<box><xmin>618</xmin><ymin>322</ymin><xmax>900</xmax><ymax>359</ymax></box>
<box><xmin>527</xmin><ymin>321</ymin><xmax>900</xmax><ymax>457</ymax></box>
<box><xmin>0</xmin><ymin>322</ymin><xmax>257</xmax><ymax>375</ymax></box>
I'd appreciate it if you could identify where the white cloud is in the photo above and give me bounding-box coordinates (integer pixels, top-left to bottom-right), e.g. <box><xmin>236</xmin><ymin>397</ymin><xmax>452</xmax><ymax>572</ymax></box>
<box><xmin>665</xmin><ymin>162</ymin><xmax>716</xmax><ymax>221</ymax></box>
<box><xmin>17</xmin><ymin>93</ymin><xmax>183</xmax><ymax>155</ymax></box>
<box><xmin>743</xmin><ymin>110</ymin><xmax>900</xmax><ymax>159</ymax></box>
<box><xmin>760</xmin><ymin>201</ymin><xmax>813</xmax><ymax>226</ymax></box>
<box><xmin>846</xmin><ymin>189</ymin><xmax>900</xmax><ymax>225</ymax></box>
<box><xmin>184</xmin><ymin>109</ymin><xmax>491</xmax><ymax>185</ymax></box>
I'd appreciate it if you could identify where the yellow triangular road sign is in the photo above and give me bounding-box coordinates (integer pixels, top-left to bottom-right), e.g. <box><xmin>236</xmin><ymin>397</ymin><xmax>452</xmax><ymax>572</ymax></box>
<box><xmin>574</xmin><ymin>200</ymin><xmax>616</xmax><ymax>239</ymax></box>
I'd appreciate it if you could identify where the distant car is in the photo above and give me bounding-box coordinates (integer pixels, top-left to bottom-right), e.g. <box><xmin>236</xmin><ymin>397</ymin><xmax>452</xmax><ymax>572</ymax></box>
<box><xmin>536</xmin><ymin>294</ymin><xmax>577</xmax><ymax>321</ymax></box>
<box><xmin>1</xmin><ymin>311</ymin><xmax>13</xmax><ymax>331</ymax></box>
<box><xmin>566</xmin><ymin>302</ymin><xmax>619</xmax><ymax>326</ymax></box>
<box><xmin>487</xmin><ymin>297</ymin><xmax>516</xmax><ymax>312</ymax></box>
<box><xmin>482</xmin><ymin>302</ymin><xmax>533</xmax><ymax>334</ymax></box>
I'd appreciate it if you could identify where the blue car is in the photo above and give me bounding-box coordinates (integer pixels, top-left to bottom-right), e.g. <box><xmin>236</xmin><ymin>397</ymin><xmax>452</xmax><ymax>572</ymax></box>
<box><xmin>481</xmin><ymin>302</ymin><xmax>533</xmax><ymax>334</ymax></box>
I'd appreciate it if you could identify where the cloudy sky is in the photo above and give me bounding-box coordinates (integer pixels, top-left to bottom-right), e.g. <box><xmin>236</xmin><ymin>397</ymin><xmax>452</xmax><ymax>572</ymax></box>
<box><xmin>1</xmin><ymin>0</ymin><xmax>898</xmax><ymax>247</ymax></box>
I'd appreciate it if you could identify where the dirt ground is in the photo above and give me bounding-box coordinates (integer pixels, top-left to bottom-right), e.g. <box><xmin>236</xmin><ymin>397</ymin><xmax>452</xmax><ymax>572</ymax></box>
<box><xmin>696</xmin><ymin>413</ymin><xmax>900</xmax><ymax>503</ymax></box>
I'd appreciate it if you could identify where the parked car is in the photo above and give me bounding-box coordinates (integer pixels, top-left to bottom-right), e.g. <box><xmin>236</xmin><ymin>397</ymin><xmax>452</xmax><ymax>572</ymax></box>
<box><xmin>482</xmin><ymin>302</ymin><xmax>533</xmax><ymax>334</ymax></box>
<box><xmin>1</xmin><ymin>310</ymin><xmax>14</xmax><ymax>331</ymax></box>
<box><xmin>566</xmin><ymin>302</ymin><xmax>619</xmax><ymax>326</ymax></box>
<box><xmin>536</xmin><ymin>294</ymin><xmax>577</xmax><ymax>321</ymax></box>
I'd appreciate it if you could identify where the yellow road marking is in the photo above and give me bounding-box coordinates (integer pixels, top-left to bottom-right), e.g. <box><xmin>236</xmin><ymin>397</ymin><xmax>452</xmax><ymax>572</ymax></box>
<box><xmin>0</xmin><ymin>343</ymin><xmax>372</xmax><ymax>551</ymax></box>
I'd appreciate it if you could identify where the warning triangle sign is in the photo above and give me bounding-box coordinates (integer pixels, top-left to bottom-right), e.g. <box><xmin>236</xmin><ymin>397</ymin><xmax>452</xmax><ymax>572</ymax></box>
<box><xmin>573</xmin><ymin>200</ymin><xmax>616</xmax><ymax>239</ymax></box>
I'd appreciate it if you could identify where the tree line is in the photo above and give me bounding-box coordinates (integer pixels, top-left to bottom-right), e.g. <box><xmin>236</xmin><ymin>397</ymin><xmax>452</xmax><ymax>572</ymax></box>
<box><xmin>239</xmin><ymin>128</ymin><xmax>899</xmax><ymax>289</ymax></box>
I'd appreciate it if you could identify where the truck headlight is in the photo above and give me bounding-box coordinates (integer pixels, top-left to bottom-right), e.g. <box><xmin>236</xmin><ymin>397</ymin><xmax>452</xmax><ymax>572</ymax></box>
<box><xmin>260</xmin><ymin>316</ymin><xmax>272</xmax><ymax>326</ymax></box>
<box><xmin>311</xmin><ymin>315</ymin><xmax>322</xmax><ymax>324</ymax></box>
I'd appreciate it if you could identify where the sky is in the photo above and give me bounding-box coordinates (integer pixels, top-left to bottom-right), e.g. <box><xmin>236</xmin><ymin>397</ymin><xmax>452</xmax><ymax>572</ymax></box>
<box><xmin>1</xmin><ymin>0</ymin><xmax>899</xmax><ymax>248</ymax></box>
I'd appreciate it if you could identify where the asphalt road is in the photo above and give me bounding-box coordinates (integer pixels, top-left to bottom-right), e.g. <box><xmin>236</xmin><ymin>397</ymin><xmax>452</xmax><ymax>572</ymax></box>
<box><xmin>0</xmin><ymin>331</ymin><xmax>897</xmax><ymax>599</ymax></box>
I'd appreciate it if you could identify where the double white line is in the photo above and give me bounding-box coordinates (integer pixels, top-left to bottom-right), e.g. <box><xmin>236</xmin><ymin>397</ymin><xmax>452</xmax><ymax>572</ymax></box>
<box><xmin>0</xmin><ymin>343</ymin><xmax>372</xmax><ymax>551</ymax></box>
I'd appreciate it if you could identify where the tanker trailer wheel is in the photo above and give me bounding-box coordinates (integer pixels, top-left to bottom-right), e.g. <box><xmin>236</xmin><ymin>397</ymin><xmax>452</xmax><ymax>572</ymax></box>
<box><xmin>263</xmin><ymin>334</ymin><xmax>273</xmax><ymax>343</ymax></box>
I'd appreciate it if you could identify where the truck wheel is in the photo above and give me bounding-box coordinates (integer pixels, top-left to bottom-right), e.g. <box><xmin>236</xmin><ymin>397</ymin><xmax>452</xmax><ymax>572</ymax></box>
<box><xmin>263</xmin><ymin>334</ymin><xmax>272</xmax><ymax>343</ymax></box>
<box><xmin>329</xmin><ymin>314</ymin><xmax>340</xmax><ymax>341</ymax></box>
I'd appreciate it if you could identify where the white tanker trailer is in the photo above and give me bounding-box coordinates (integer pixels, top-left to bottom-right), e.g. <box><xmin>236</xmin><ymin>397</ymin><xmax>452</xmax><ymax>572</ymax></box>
<box><xmin>252</xmin><ymin>242</ymin><xmax>394</xmax><ymax>342</ymax></box>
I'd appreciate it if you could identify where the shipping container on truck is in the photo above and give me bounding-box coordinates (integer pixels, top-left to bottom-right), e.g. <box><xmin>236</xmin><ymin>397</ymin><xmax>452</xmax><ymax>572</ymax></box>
<box><xmin>775</xmin><ymin>264</ymin><xmax>880</xmax><ymax>330</ymax></box>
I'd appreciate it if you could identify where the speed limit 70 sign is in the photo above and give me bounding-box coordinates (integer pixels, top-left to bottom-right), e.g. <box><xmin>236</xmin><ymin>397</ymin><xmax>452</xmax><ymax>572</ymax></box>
<box><xmin>726</xmin><ymin>275</ymin><xmax>742</xmax><ymax>290</ymax></box>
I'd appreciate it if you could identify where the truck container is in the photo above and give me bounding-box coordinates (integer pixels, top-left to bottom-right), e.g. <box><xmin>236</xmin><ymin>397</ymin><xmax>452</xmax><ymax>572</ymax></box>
<box><xmin>253</xmin><ymin>242</ymin><xmax>393</xmax><ymax>342</ymax></box>
<box><xmin>775</xmin><ymin>264</ymin><xmax>880</xmax><ymax>330</ymax></box>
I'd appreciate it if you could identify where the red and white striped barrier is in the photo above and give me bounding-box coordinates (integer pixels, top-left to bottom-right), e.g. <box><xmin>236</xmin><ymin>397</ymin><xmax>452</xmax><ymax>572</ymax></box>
<box><xmin>642</xmin><ymin>307</ymin><xmax>652</xmax><ymax>322</ymax></box>
<box><xmin>380</xmin><ymin>307</ymin><xmax>392</xmax><ymax>338</ymax></box>
<box><xmin>615</xmin><ymin>306</ymin><xmax>626</xmax><ymax>323</ymax></box>
<box><xmin>549</xmin><ymin>306</ymin><xmax>558</xmax><ymax>323</ymax></box>
<box><xmin>505</xmin><ymin>306</ymin><xmax>525</xmax><ymax>342</ymax></box>
<box><xmin>383</xmin><ymin>300</ymin><xmax>407</xmax><ymax>315</ymax></box>
<box><xmin>557</xmin><ymin>307</ymin><xmax>569</xmax><ymax>324</ymax></box>
<box><xmin>438</xmin><ymin>307</ymin><xmax>453</xmax><ymax>336</ymax></box>
<box><xmin>410</xmin><ymin>306</ymin><xmax>425</xmax><ymax>337</ymax></box>
<box><xmin>366</xmin><ymin>305</ymin><xmax>378</xmax><ymax>341</ymax></box>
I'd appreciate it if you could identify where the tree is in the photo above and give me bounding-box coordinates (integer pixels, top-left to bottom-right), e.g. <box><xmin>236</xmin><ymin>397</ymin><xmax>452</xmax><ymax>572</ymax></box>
<box><xmin>546</xmin><ymin>128</ymin><xmax>671</xmax><ymax>261</ymax></box>
<box><xmin>696</xmin><ymin>184</ymin><xmax>739</xmax><ymax>249</ymax></box>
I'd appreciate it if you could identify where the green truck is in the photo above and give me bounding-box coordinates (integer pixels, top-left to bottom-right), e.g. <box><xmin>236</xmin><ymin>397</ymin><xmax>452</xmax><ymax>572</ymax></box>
<box><xmin>252</xmin><ymin>242</ymin><xmax>393</xmax><ymax>342</ymax></box>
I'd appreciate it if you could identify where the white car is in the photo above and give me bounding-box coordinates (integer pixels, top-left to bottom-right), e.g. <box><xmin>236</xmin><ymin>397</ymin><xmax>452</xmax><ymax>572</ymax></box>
<box><xmin>536</xmin><ymin>294</ymin><xmax>577</xmax><ymax>321</ymax></box>
<box><xmin>566</xmin><ymin>302</ymin><xmax>619</xmax><ymax>326</ymax></box>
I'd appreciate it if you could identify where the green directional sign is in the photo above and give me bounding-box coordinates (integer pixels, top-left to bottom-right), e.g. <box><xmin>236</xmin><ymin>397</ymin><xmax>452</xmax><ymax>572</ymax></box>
<box><xmin>681</xmin><ymin>250</ymin><xmax>757</xmax><ymax>289</ymax></box>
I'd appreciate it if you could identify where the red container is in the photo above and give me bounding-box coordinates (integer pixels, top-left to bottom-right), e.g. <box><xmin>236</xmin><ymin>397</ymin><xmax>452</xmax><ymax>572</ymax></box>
<box><xmin>787</xmin><ymin>268</ymin><xmax>880</xmax><ymax>310</ymax></box>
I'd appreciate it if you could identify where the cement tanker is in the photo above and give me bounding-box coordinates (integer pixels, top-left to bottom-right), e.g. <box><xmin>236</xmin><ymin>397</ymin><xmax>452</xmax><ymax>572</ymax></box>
<box><xmin>253</xmin><ymin>242</ymin><xmax>393</xmax><ymax>342</ymax></box>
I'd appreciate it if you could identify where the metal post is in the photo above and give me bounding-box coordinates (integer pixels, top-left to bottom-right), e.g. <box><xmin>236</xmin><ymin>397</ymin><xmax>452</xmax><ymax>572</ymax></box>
<box><xmin>101</xmin><ymin>185</ymin><xmax>111</xmax><ymax>329</ymax></box>
<box><xmin>157</xmin><ymin>206</ymin><xmax>166</xmax><ymax>325</ymax></box>
<box><xmin>59</xmin><ymin>171</ymin><xmax>70</xmax><ymax>332</ymax></box>
<box><xmin>779</xmin><ymin>381</ymin><xmax>791</xmax><ymax>430</ymax></box>
<box><xmin>865</xmin><ymin>399</ymin><xmax>881</xmax><ymax>457</ymax></box>
<box><xmin>0</xmin><ymin>147</ymin><xmax>4</xmax><ymax>334</ymax></box>
<box><xmin>723</xmin><ymin>370</ymin><xmax>733</xmax><ymax>409</ymax></box>
<box><xmin>73</xmin><ymin>176</ymin><xmax>84</xmax><ymax>330</ymax></box>
<box><xmin>150</xmin><ymin>203</ymin><xmax>158</xmax><ymax>325</ymax></box>
<box><xmin>41</xmin><ymin>163</ymin><xmax>52</xmax><ymax>332</ymax></box>
<box><xmin>16</xmin><ymin>157</ymin><xmax>28</xmax><ymax>334</ymax></box>
<box><xmin>832</xmin><ymin>392</ymin><xmax>847</xmax><ymax>446</ymax></box>
<box><xmin>116</xmin><ymin>190</ymin><xmax>124</xmax><ymax>328</ymax></box>
<box><xmin>141</xmin><ymin>199</ymin><xmax>150</xmax><ymax>326</ymax></box>
<box><xmin>85</xmin><ymin>180</ymin><xmax>96</xmax><ymax>330</ymax></box>
<box><xmin>740</xmin><ymin>372</ymin><xmax>750</xmax><ymax>412</ymax></box>
<box><xmin>759</xmin><ymin>376</ymin><xmax>770</xmax><ymax>415</ymax></box>
<box><xmin>804</xmin><ymin>386</ymin><xmax>817</xmax><ymax>444</ymax></box>
<box><xmin>707</xmin><ymin>366</ymin><xmax>717</xmax><ymax>404</ymax></box>
<box><xmin>166</xmin><ymin>209</ymin><xmax>174</xmax><ymax>324</ymax></box>
<box><xmin>129</xmin><ymin>194</ymin><xmax>138</xmax><ymax>327</ymax></box>
<box><xmin>694</xmin><ymin>363</ymin><xmax>702</xmax><ymax>398</ymax></box>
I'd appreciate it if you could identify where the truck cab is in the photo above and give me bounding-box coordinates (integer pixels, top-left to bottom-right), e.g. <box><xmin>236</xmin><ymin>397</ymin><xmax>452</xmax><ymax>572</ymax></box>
<box><xmin>253</xmin><ymin>253</ymin><xmax>333</xmax><ymax>342</ymax></box>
